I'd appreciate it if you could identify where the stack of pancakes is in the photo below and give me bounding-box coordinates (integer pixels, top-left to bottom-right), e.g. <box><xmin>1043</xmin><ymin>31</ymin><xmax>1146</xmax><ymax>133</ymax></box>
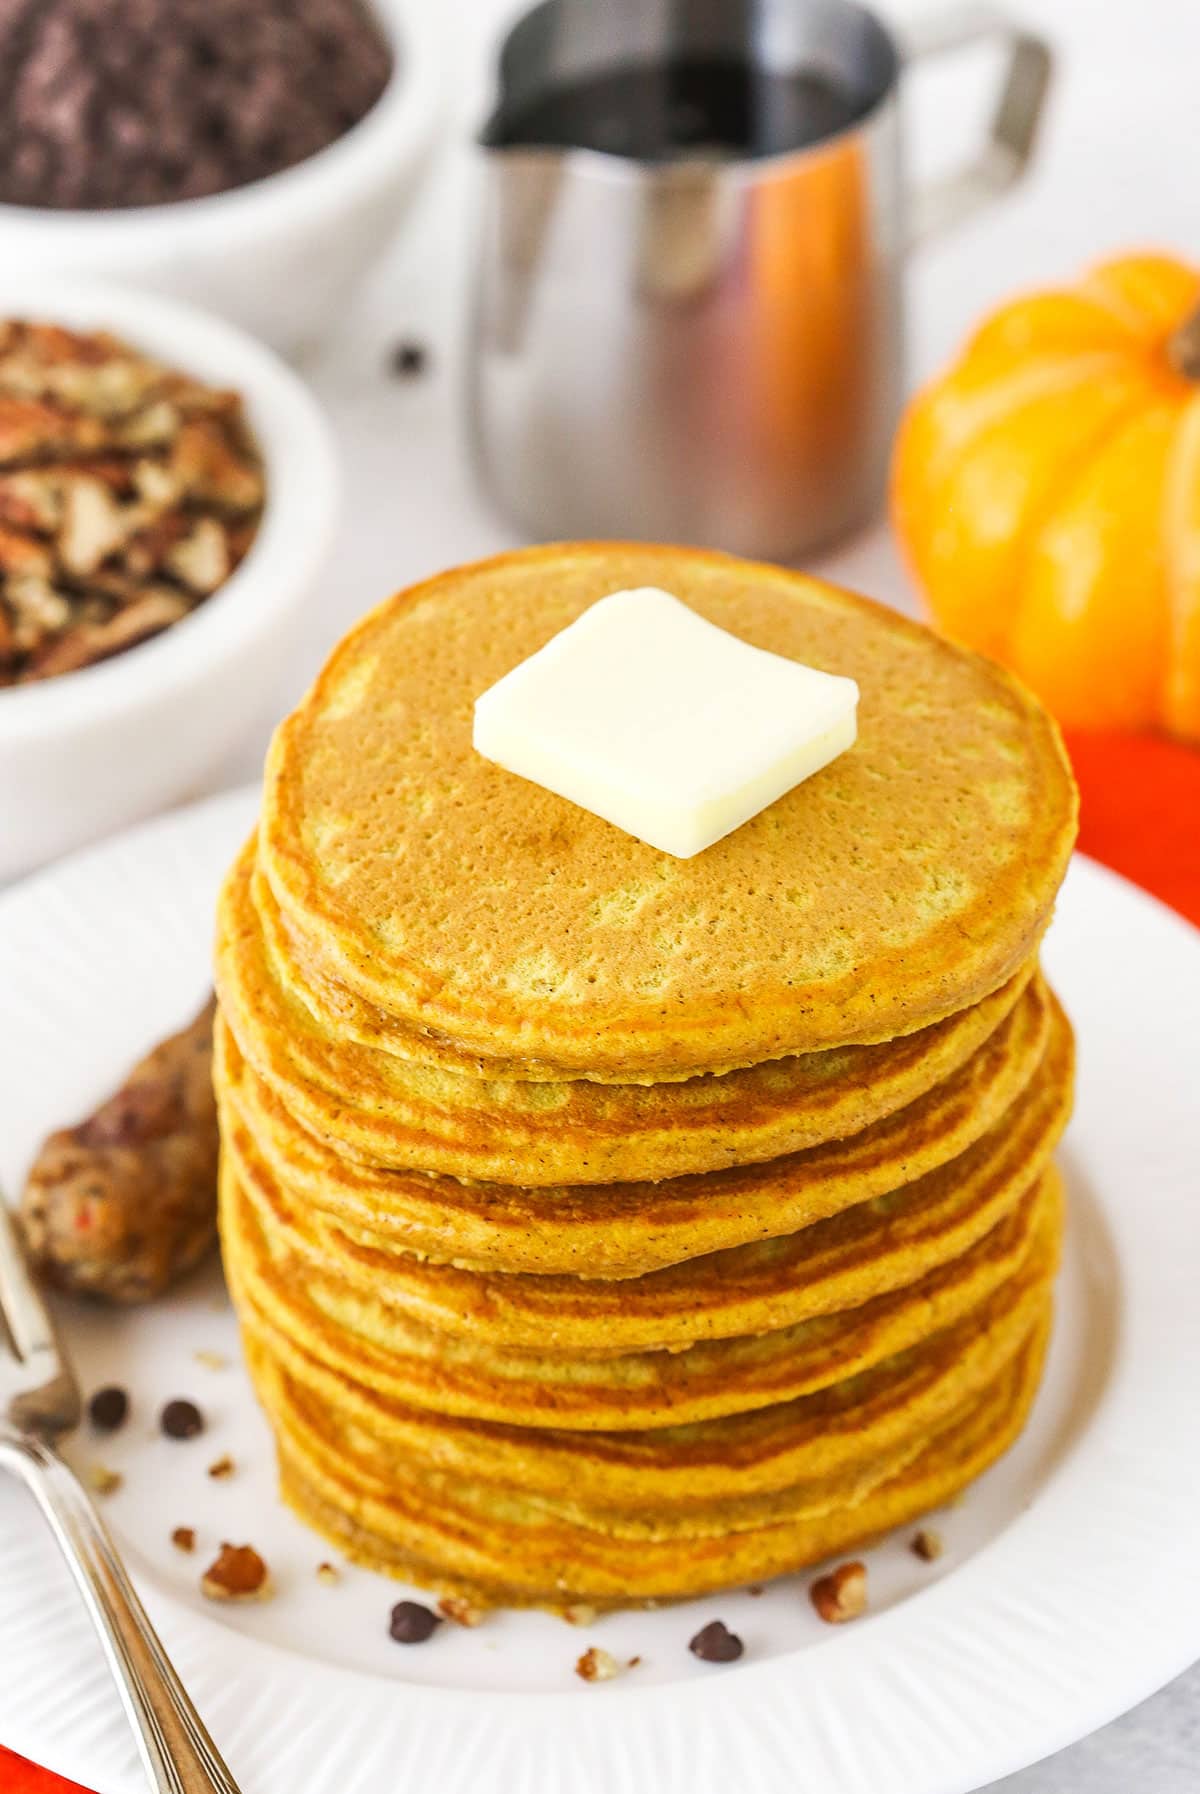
<box><xmin>214</xmin><ymin>544</ymin><xmax>1078</xmax><ymax>1611</ymax></box>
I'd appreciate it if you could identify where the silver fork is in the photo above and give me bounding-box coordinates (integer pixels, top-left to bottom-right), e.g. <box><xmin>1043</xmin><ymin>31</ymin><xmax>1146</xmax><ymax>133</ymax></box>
<box><xmin>0</xmin><ymin>1197</ymin><xmax>242</xmax><ymax>1794</ymax></box>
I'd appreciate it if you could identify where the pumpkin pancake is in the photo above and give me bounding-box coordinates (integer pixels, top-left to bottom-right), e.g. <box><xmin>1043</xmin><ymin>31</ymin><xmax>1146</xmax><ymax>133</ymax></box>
<box><xmin>253</xmin><ymin>1313</ymin><xmax>1051</xmax><ymax>1608</ymax></box>
<box><xmin>227</xmin><ymin>1221</ymin><xmax>1053</xmax><ymax>1518</ymax></box>
<box><xmin>215</xmin><ymin>840</ymin><xmax>1039</xmax><ymax>1185</ymax></box>
<box><xmin>254</xmin><ymin>841</ymin><xmax>1043</xmax><ymax>1092</ymax></box>
<box><xmin>257</xmin><ymin>543</ymin><xmax>1076</xmax><ymax>1078</ymax></box>
<box><xmin>213</xmin><ymin>979</ymin><xmax>1060</xmax><ymax>1276</ymax></box>
<box><xmin>222</xmin><ymin>1153</ymin><xmax>1060</xmax><ymax>1430</ymax></box>
<box><xmin>221</xmin><ymin>1041</ymin><xmax>1070</xmax><ymax>1355</ymax></box>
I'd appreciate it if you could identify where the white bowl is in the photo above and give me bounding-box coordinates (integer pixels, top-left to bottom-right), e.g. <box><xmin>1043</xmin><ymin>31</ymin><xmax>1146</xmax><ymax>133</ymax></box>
<box><xmin>0</xmin><ymin>278</ymin><xmax>339</xmax><ymax>881</ymax></box>
<box><xmin>0</xmin><ymin>0</ymin><xmax>444</xmax><ymax>353</ymax></box>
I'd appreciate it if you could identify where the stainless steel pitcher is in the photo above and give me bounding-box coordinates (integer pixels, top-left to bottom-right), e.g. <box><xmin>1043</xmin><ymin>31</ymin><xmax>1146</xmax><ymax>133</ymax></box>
<box><xmin>468</xmin><ymin>0</ymin><xmax>1051</xmax><ymax>560</ymax></box>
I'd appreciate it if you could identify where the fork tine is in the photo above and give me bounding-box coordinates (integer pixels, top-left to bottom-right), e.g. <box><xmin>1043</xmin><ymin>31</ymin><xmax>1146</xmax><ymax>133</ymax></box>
<box><xmin>0</xmin><ymin>1195</ymin><xmax>80</xmax><ymax>1435</ymax></box>
<box><xmin>0</xmin><ymin>1197</ymin><xmax>57</xmax><ymax>1365</ymax></box>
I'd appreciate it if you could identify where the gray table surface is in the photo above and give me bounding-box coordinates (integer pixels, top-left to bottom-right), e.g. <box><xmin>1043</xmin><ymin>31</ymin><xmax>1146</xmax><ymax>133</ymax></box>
<box><xmin>987</xmin><ymin>1663</ymin><xmax>1200</xmax><ymax>1793</ymax></box>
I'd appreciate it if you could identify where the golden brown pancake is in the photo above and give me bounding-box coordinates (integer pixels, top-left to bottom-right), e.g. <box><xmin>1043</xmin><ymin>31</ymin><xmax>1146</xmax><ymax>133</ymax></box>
<box><xmin>214</xmin><ymin>979</ymin><xmax>1060</xmax><ymax>1276</ymax></box>
<box><xmin>223</xmin><ymin>1152</ymin><xmax>1059</xmax><ymax>1430</ymax></box>
<box><xmin>226</xmin><ymin>1215</ymin><xmax>1055</xmax><ymax>1519</ymax></box>
<box><xmin>257</xmin><ymin>544</ymin><xmax>1077</xmax><ymax>1078</ymax></box>
<box><xmin>214</xmin><ymin>839</ymin><xmax>1040</xmax><ymax>1185</ymax></box>
<box><xmin>253</xmin><ymin>1314</ymin><xmax>1051</xmax><ymax>1608</ymax></box>
<box><xmin>220</xmin><ymin>1035</ymin><xmax>1071</xmax><ymax>1355</ymax></box>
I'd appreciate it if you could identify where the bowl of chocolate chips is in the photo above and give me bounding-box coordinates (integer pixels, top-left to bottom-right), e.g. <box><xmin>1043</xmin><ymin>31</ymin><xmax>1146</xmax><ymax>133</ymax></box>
<box><xmin>0</xmin><ymin>0</ymin><xmax>443</xmax><ymax>352</ymax></box>
<box><xmin>0</xmin><ymin>277</ymin><xmax>338</xmax><ymax>879</ymax></box>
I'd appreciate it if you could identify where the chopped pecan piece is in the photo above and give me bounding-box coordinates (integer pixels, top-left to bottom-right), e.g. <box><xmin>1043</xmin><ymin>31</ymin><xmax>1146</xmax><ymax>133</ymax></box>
<box><xmin>0</xmin><ymin>321</ymin><xmax>263</xmax><ymax>687</ymax></box>
<box><xmin>26</xmin><ymin>589</ymin><xmax>189</xmax><ymax>678</ymax></box>
<box><xmin>810</xmin><ymin>1561</ymin><xmax>868</xmax><ymax>1625</ymax></box>
<box><xmin>201</xmin><ymin>1543</ymin><xmax>272</xmax><ymax>1603</ymax></box>
<box><xmin>437</xmin><ymin>1596</ymin><xmax>484</xmax><ymax>1628</ymax></box>
<box><xmin>575</xmin><ymin>1646</ymin><xmax>620</xmax><ymax>1683</ymax></box>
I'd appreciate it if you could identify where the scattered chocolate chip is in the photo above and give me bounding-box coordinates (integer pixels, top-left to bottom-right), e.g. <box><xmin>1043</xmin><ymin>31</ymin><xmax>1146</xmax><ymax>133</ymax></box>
<box><xmin>688</xmin><ymin>1619</ymin><xmax>743</xmax><ymax>1663</ymax></box>
<box><xmin>88</xmin><ymin>1385</ymin><xmax>129</xmax><ymax>1432</ymax></box>
<box><xmin>911</xmin><ymin>1528</ymin><xmax>944</xmax><ymax>1563</ymax></box>
<box><xmin>390</xmin><ymin>340</ymin><xmax>428</xmax><ymax>379</ymax></box>
<box><xmin>201</xmin><ymin>1542</ymin><xmax>271</xmax><ymax>1603</ymax></box>
<box><xmin>160</xmin><ymin>1398</ymin><xmax>203</xmax><ymax>1440</ymax></box>
<box><xmin>627</xmin><ymin>1655</ymin><xmax>642</xmax><ymax>1669</ymax></box>
<box><xmin>171</xmin><ymin>1526</ymin><xmax>196</xmax><ymax>1553</ymax></box>
<box><xmin>389</xmin><ymin>1600</ymin><xmax>440</xmax><ymax>1644</ymax></box>
<box><xmin>86</xmin><ymin>1463</ymin><xmax>122</xmax><ymax>1496</ymax></box>
<box><xmin>575</xmin><ymin>1645</ymin><xmax>620</xmax><ymax>1683</ymax></box>
<box><xmin>315</xmin><ymin>1562</ymin><xmax>339</xmax><ymax>1586</ymax></box>
<box><xmin>810</xmin><ymin>1560</ymin><xmax>868</xmax><ymax>1624</ymax></box>
<box><xmin>207</xmin><ymin>1454</ymin><xmax>235</xmax><ymax>1480</ymax></box>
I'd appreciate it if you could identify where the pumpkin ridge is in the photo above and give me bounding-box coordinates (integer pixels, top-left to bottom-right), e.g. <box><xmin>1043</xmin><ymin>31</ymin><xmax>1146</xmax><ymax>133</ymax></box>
<box><xmin>1082</xmin><ymin>254</ymin><xmax>1200</xmax><ymax>339</ymax></box>
<box><xmin>1161</xmin><ymin>391</ymin><xmax>1200</xmax><ymax>734</ymax></box>
<box><xmin>892</xmin><ymin>354</ymin><xmax>1143</xmax><ymax>590</ymax></box>
<box><xmin>999</xmin><ymin>388</ymin><xmax>1171</xmax><ymax>670</ymax></box>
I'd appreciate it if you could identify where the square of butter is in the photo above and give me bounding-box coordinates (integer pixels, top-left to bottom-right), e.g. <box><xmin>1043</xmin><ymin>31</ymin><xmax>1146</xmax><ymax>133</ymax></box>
<box><xmin>472</xmin><ymin>587</ymin><xmax>859</xmax><ymax>859</ymax></box>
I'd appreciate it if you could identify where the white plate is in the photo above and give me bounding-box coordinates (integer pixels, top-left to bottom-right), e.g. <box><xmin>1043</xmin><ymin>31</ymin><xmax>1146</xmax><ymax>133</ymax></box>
<box><xmin>1</xmin><ymin>788</ymin><xmax>1199</xmax><ymax>1794</ymax></box>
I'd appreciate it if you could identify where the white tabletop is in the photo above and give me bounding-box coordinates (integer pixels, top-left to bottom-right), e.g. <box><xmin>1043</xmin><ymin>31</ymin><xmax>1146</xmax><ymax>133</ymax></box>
<box><xmin>148</xmin><ymin>0</ymin><xmax>1200</xmax><ymax>1785</ymax></box>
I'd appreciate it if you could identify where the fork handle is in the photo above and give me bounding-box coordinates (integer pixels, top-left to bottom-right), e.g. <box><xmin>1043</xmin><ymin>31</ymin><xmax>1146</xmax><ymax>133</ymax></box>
<box><xmin>0</xmin><ymin>1429</ymin><xmax>242</xmax><ymax>1794</ymax></box>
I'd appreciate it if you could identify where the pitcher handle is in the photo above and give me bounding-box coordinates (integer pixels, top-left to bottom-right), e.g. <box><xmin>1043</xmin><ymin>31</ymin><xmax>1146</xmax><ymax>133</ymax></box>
<box><xmin>902</xmin><ymin>6</ymin><xmax>1052</xmax><ymax>250</ymax></box>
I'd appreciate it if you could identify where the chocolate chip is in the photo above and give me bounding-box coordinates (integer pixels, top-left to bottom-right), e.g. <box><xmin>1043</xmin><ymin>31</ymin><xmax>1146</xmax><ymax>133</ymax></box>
<box><xmin>88</xmin><ymin>1385</ymin><xmax>129</xmax><ymax>1432</ymax></box>
<box><xmin>688</xmin><ymin>1619</ymin><xmax>744</xmax><ymax>1663</ymax></box>
<box><xmin>0</xmin><ymin>0</ymin><xmax>393</xmax><ymax>211</ymax></box>
<box><xmin>160</xmin><ymin>1398</ymin><xmax>203</xmax><ymax>1439</ymax></box>
<box><xmin>389</xmin><ymin>1600</ymin><xmax>441</xmax><ymax>1645</ymax></box>
<box><xmin>390</xmin><ymin>340</ymin><xmax>428</xmax><ymax>379</ymax></box>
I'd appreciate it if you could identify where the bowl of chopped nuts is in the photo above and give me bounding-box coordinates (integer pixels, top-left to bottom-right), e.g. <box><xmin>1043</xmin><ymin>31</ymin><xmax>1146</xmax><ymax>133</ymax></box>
<box><xmin>0</xmin><ymin>0</ymin><xmax>443</xmax><ymax>353</ymax></box>
<box><xmin>0</xmin><ymin>278</ymin><xmax>339</xmax><ymax>880</ymax></box>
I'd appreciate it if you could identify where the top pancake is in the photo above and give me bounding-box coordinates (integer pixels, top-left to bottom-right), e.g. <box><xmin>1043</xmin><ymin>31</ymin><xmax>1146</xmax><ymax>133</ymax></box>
<box><xmin>259</xmin><ymin>543</ymin><xmax>1077</xmax><ymax>1078</ymax></box>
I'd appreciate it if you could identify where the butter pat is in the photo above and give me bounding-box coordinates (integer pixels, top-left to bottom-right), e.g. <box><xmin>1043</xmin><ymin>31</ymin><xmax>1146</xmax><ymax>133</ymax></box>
<box><xmin>473</xmin><ymin>587</ymin><xmax>859</xmax><ymax>859</ymax></box>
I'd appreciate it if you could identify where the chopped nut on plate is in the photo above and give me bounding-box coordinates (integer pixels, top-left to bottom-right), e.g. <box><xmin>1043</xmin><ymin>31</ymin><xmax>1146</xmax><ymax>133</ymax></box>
<box><xmin>207</xmin><ymin>1454</ymin><xmax>235</xmax><ymax>1480</ymax></box>
<box><xmin>911</xmin><ymin>1528</ymin><xmax>944</xmax><ymax>1563</ymax></box>
<box><xmin>171</xmin><ymin>1527</ymin><xmax>196</xmax><ymax>1554</ymax></box>
<box><xmin>575</xmin><ymin>1646</ymin><xmax>621</xmax><ymax>1683</ymax></box>
<box><xmin>86</xmin><ymin>1463</ymin><xmax>123</xmax><ymax>1497</ymax></box>
<box><xmin>315</xmin><ymin>1562</ymin><xmax>339</xmax><ymax>1586</ymax></box>
<box><xmin>810</xmin><ymin>1560</ymin><xmax>868</xmax><ymax>1624</ymax></box>
<box><xmin>201</xmin><ymin>1543</ymin><xmax>272</xmax><ymax>1603</ymax></box>
<box><xmin>437</xmin><ymin>1595</ymin><xmax>484</xmax><ymax>1628</ymax></box>
<box><xmin>561</xmin><ymin>1603</ymin><xmax>597</xmax><ymax>1627</ymax></box>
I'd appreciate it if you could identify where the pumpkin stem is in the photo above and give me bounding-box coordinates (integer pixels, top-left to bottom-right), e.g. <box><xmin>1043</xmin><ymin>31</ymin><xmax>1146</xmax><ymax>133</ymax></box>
<box><xmin>1167</xmin><ymin>300</ymin><xmax>1200</xmax><ymax>379</ymax></box>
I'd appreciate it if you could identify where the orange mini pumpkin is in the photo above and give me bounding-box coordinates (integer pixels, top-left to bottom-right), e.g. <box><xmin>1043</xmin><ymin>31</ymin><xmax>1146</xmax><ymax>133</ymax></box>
<box><xmin>892</xmin><ymin>252</ymin><xmax>1200</xmax><ymax>741</ymax></box>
